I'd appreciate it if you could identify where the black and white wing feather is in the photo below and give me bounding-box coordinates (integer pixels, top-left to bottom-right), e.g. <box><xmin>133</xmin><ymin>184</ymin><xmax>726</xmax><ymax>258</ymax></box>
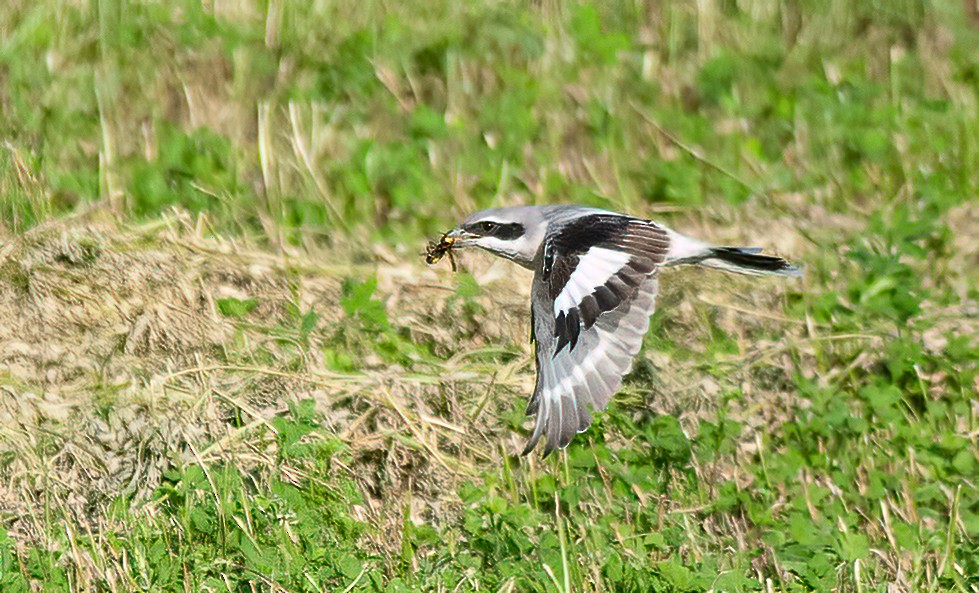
<box><xmin>524</xmin><ymin>214</ymin><xmax>670</xmax><ymax>455</ymax></box>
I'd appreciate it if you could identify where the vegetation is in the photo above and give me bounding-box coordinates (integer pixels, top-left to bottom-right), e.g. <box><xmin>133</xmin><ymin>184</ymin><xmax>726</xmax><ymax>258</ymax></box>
<box><xmin>0</xmin><ymin>0</ymin><xmax>976</xmax><ymax>591</ymax></box>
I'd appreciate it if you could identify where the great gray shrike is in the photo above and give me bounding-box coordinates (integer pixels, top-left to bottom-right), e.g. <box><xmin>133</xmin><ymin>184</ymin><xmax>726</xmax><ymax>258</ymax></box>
<box><xmin>431</xmin><ymin>205</ymin><xmax>801</xmax><ymax>456</ymax></box>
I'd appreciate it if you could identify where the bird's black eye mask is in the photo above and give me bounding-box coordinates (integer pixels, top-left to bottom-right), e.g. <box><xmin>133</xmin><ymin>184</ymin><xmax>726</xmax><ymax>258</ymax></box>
<box><xmin>464</xmin><ymin>221</ymin><xmax>524</xmax><ymax>240</ymax></box>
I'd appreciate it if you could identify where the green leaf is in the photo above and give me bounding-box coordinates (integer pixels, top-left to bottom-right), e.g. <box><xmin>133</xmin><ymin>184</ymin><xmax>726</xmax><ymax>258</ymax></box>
<box><xmin>838</xmin><ymin>530</ymin><xmax>869</xmax><ymax>561</ymax></box>
<box><xmin>645</xmin><ymin>415</ymin><xmax>692</xmax><ymax>466</ymax></box>
<box><xmin>337</xmin><ymin>552</ymin><xmax>363</xmax><ymax>580</ymax></box>
<box><xmin>860</xmin><ymin>383</ymin><xmax>903</xmax><ymax>421</ymax></box>
<box><xmin>341</xmin><ymin>277</ymin><xmax>390</xmax><ymax>331</ymax></box>
<box><xmin>189</xmin><ymin>506</ymin><xmax>215</xmax><ymax>534</ymax></box>
<box><xmin>217</xmin><ymin>297</ymin><xmax>258</xmax><ymax>318</ymax></box>
<box><xmin>300</xmin><ymin>309</ymin><xmax>320</xmax><ymax>335</ymax></box>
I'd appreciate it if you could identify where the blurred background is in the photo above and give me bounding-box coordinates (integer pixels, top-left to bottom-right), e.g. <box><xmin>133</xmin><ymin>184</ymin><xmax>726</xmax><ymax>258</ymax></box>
<box><xmin>0</xmin><ymin>1</ymin><xmax>977</xmax><ymax>592</ymax></box>
<box><xmin>2</xmin><ymin>0</ymin><xmax>975</xmax><ymax>241</ymax></box>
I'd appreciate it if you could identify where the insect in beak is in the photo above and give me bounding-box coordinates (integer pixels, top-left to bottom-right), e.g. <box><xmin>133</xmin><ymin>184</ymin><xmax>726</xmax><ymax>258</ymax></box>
<box><xmin>424</xmin><ymin>232</ymin><xmax>458</xmax><ymax>271</ymax></box>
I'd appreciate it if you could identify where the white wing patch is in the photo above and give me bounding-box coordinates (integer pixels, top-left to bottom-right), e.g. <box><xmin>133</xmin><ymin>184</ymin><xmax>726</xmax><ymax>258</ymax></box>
<box><xmin>552</xmin><ymin>247</ymin><xmax>632</xmax><ymax>317</ymax></box>
<box><xmin>522</xmin><ymin>213</ymin><xmax>671</xmax><ymax>455</ymax></box>
<box><xmin>525</xmin><ymin>273</ymin><xmax>661</xmax><ymax>455</ymax></box>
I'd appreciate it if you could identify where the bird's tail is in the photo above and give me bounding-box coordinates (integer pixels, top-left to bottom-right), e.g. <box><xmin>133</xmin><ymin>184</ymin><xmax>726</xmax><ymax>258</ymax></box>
<box><xmin>663</xmin><ymin>230</ymin><xmax>802</xmax><ymax>278</ymax></box>
<box><xmin>691</xmin><ymin>246</ymin><xmax>802</xmax><ymax>277</ymax></box>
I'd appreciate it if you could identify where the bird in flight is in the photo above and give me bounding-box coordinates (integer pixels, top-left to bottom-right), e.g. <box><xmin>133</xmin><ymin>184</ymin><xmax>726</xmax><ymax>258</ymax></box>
<box><xmin>429</xmin><ymin>205</ymin><xmax>801</xmax><ymax>456</ymax></box>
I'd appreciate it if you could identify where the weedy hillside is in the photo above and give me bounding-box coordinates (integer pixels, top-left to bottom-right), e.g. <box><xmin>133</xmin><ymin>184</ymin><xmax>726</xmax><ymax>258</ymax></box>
<box><xmin>0</xmin><ymin>0</ymin><xmax>977</xmax><ymax>591</ymax></box>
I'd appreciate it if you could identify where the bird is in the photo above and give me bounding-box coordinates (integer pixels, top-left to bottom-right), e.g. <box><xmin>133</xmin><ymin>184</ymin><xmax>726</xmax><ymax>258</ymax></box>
<box><xmin>436</xmin><ymin>205</ymin><xmax>801</xmax><ymax>456</ymax></box>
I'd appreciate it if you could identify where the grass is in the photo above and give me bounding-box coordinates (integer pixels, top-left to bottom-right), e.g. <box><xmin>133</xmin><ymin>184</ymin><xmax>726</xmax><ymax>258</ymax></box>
<box><xmin>0</xmin><ymin>0</ymin><xmax>977</xmax><ymax>591</ymax></box>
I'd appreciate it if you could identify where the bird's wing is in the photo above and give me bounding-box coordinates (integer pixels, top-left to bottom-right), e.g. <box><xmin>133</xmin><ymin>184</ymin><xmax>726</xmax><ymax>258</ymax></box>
<box><xmin>524</xmin><ymin>214</ymin><xmax>670</xmax><ymax>455</ymax></box>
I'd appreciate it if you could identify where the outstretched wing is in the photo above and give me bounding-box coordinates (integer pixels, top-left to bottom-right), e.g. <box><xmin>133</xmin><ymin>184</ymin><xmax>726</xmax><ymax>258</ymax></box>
<box><xmin>524</xmin><ymin>214</ymin><xmax>670</xmax><ymax>455</ymax></box>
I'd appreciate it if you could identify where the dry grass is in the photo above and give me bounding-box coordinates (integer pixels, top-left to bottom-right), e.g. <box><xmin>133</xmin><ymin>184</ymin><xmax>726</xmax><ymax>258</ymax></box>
<box><xmin>0</xmin><ymin>201</ymin><xmax>976</xmax><ymax>590</ymax></box>
<box><xmin>0</xmin><ymin>198</ymin><xmax>821</xmax><ymax>552</ymax></box>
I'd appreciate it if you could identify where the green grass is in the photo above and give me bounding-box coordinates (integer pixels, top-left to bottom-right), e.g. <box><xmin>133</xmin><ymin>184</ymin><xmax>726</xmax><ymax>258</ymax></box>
<box><xmin>3</xmin><ymin>0</ymin><xmax>975</xmax><ymax>239</ymax></box>
<box><xmin>1</xmin><ymin>0</ymin><xmax>977</xmax><ymax>591</ymax></box>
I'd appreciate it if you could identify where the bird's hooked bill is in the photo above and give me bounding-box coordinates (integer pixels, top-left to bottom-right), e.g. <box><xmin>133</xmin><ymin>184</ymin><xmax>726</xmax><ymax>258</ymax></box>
<box><xmin>445</xmin><ymin>227</ymin><xmax>476</xmax><ymax>241</ymax></box>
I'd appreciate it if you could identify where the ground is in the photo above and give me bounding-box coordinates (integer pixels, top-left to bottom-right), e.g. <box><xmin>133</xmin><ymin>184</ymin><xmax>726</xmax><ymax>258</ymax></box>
<box><xmin>0</xmin><ymin>1</ymin><xmax>977</xmax><ymax>592</ymax></box>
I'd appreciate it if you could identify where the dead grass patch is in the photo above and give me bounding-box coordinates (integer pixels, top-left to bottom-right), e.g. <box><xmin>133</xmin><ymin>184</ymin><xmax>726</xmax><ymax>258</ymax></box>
<box><xmin>0</xmin><ymin>205</ymin><xmax>823</xmax><ymax>561</ymax></box>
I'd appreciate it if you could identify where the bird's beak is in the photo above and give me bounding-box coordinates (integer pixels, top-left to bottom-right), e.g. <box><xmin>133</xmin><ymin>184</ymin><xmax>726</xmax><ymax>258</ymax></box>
<box><xmin>445</xmin><ymin>227</ymin><xmax>477</xmax><ymax>245</ymax></box>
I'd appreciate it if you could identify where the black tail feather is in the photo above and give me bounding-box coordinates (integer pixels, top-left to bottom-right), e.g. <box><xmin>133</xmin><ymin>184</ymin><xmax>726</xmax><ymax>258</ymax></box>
<box><xmin>705</xmin><ymin>247</ymin><xmax>803</xmax><ymax>277</ymax></box>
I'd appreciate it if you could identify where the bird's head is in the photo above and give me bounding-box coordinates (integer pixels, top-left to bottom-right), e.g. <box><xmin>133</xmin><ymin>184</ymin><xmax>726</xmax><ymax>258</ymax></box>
<box><xmin>445</xmin><ymin>206</ymin><xmax>549</xmax><ymax>268</ymax></box>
